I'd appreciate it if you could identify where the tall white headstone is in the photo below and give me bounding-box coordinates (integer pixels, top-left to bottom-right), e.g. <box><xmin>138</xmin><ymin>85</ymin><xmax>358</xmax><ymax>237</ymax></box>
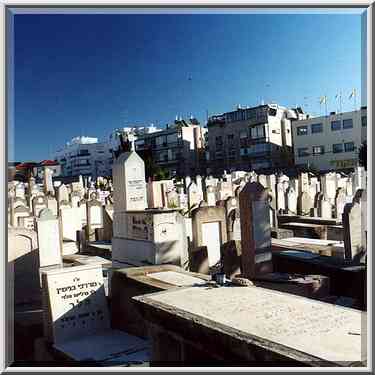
<box><xmin>112</xmin><ymin>152</ymin><xmax>147</xmax><ymax>212</ymax></box>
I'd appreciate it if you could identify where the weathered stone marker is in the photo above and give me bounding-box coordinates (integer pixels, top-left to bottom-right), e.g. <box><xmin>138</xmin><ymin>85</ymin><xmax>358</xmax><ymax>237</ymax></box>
<box><xmin>36</xmin><ymin>208</ymin><xmax>63</xmax><ymax>268</ymax></box>
<box><xmin>239</xmin><ymin>182</ymin><xmax>272</xmax><ymax>279</ymax></box>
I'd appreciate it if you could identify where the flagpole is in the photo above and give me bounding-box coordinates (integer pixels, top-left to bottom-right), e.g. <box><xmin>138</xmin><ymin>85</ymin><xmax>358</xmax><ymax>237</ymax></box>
<box><xmin>339</xmin><ymin>90</ymin><xmax>343</xmax><ymax>114</ymax></box>
<box><xmin>324</xmin><ymin>95</ymin><xmax>327</xmax><ymax>117</ymax></box>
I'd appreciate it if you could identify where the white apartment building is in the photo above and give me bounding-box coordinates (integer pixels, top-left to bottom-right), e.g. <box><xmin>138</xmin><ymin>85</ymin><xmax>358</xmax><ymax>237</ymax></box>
<box><xmin>134</xmin><ymin>118</ymin><xmax>207</xmax><ymax>177</ymax></box>
<box><xmin>54</xmin><ymin>126</ymin><xmax>161</xmax><ymax>178</ymax></box>
<box><xmin>292</xmin><ymin>107</ymin><xmax>367</xmax><ymax>171</ymax></box>
<box><xmin>207</xmin><ymin>103</ymin><xmax>307</xmax><ymax>174</ymax></box>
<box><xmin>54</xmin><ymin>136</ymin><xmax>110</xmax><ymax>178</ymax></box>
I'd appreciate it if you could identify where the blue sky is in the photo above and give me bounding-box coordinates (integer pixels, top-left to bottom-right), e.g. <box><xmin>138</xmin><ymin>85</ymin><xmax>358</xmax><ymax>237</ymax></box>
<box><xmin>11</xmin><ymin>11</ymin><xmax>364</xmax><ymax>161</ymax></box>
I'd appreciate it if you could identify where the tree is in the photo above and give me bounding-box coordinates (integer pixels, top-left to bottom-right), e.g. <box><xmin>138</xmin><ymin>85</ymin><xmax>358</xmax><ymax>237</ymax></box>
<box><xmin>358</xmin><ymin>141</ymin><xmax>367</xmax><ymax>170</ymax></box>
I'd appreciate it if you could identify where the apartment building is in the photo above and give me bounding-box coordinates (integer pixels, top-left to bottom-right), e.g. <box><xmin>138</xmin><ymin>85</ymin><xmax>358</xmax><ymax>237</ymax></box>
<box><xmin>54</xmin><ymin>126</ymin><xmax>161</xmax><ymax>178</ymax></box>
<box><xmin>54</xmin><ymin>136</ymin><xmax>110</xmax><ymax>178</ymax></box>
<box><xmin>206</xmin><ymin>103</ymin><xmax>306</xmax><ymax>175</ymax></box>
<box><xmin>292</xmin><ymin>107</ymin><xmax>367</xmax><ymax>171</ymax></box>
<box><xmin>134</xmin><ymin>118</ymin><xmax>207</xmax><ymax>178</ymax></box>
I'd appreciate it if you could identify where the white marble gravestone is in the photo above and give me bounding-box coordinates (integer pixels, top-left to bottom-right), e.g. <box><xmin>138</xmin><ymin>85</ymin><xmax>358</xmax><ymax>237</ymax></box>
<box><xmin>43</xmin><ymin>167</ymin><xmax>54</xmax><ymax>195</ymax></box>
<box><xmin>60</xmin><ymin>206</ymin><xmax>81</xmax><ymax>242</ymax></box>
<box><xmin>113</xmin><ymin>151</ymin><xmax>147</xmax><ymax>212</ymax></box>
<box><xmin>206</xmin><ymin>186</ymin><xmax>216</xmax><ymax>206</ymax></box>
<box><xmin>37</xmin><ymin>208</ymin><xmax>63</xmax><ymax>268</ymax></box>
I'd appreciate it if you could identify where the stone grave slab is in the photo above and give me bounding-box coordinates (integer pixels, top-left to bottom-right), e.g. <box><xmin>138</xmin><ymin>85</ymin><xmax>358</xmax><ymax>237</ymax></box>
<box><xmin>134</xmin><ymin>285</ymin><xmax>365</xmax><ymax>365</ymax></box>
<box><xmin>110</xmin><ymin>265</ymin><xmax>210</xmax><ymax>338</ymax></box>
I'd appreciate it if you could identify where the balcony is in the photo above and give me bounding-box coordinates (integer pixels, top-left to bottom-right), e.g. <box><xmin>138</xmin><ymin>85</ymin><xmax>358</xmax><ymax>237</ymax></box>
<box><xmin>248</xmin><ymin>143</ymin><xmax>271</xmax><ymax>156</ymax></box>
<box><xmin>153</xmin><ymin>141</ymin><xmax>183</xmax><ymax>150</ymax></box>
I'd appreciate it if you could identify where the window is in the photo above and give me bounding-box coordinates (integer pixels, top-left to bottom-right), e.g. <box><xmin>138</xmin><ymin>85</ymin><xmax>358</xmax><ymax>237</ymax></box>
<box><xmin>311</xmin><ymin>123</ymin><xmax>323</xmax><ymax>133</ymax></box>
<box><xmin>228</xmin><ymin>150</ymin><xmax>236</xmax><ymax>158</ymax></box>
<box><xmin>167</xmin><ymin>133</ymin><xmax>178</xmax><ymax>144</ymax></box>
<box><xmin>269</xmin><ymin>108</ymin><xmax>277</xmax><ymax>116</ymax></box>
<box><xmin>215</xmin><ymin>136</ymin><xmax>223</xmax><ymax>145</ymax></box>
<box><xmin>362</xmin><ymin>116</ymin><xmax>367</xmax><ymax>127</ymax></box>
<box><xmin>344</xmin><ymin>142</ymin><xmax>355</xmax><ymax>152</ymax></box>
<box><xmin>343</xmin><ymin>119</ymin><xmax>353</xmax><ymax>129</ymax></box>
<box><xmin>298</xmin><ymin>148</ymin><xmax>309</xmax><ymax>157</ymax></box>
<box><xmin>79</xmin><ymin>149</ymin><xmax>90</xmax><ymax>156</ymax></box>
<box><xmin>239</xmin><ymin>130</ymin><xmax>248</xmax><ymax>139</ymax></box>
<box><xmin>248</xmin><ymin>143</ymin><xmax>270</xmax><ymax>154</ymax></box>
<box><xmin>297</xmin><ymin>126</ymin><xmax>308</xmax><ymax>136</ymax></box>
<box><xmin>312</xmin><ymin>146</ymin><xmax>325</xmax><ymax>155</ymax></box>
<box><xmin>215</xmin><ymin>150</ymin><xmax>223</xmax><ymax>159</ymax></box>
<box><xmin>227</xmin><ymin>134</ymin><xmax>234</xmax><ymax>141</ymax></box>
<box><xmin>331</xmin><ymin>120</ymin><xmax>341</xmax><ymax>131</ymax></box>
<box><xmin>156</xmin><ymin>136</ymin><xmax>168</xmax><ymax>146</ymax></box>
<box><xmin>332</xmin><ymin>143</ymin><xmax>343</xmax><ymax>153</ymax></box>
<box><xmin>251</xmin><ymin>125</ymin><xmax>265</xmax><ymax>139</ymax></box>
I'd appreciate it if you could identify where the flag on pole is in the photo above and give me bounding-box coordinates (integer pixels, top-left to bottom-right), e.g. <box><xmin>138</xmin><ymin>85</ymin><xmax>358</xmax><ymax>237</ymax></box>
<box><xmin>349</xmin><ymin>88</ymin><xmax>357</xmax><ymax>99</ymax></box>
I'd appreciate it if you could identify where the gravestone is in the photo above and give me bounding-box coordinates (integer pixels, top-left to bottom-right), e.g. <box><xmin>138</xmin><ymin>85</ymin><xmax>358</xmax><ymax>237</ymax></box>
<box><xmin>342</xmin><ymin>200</ymin><xmax>364</xmax><ymax>261</ymax></box>
<box><xmin>79</xmin><ymin>199</ymin><xmax>87</xmax><ymax>226</ymax></box>
<box><xmin>86</xmin><ymin>197</ymin><xmax>104</xmax><ymax>242</ymax></box>
<box><xmin>46</xmin><ymin>197</ymin><xmax>58</xmax><ymax>216</ymax></box>
<box><xmin>37</xmin><ymin>208</ymin><xmax>63</xmax><ymax>268</ymax></box>
<box><xmin>43</xmin><ymin>167</ymin><xmax>54</xmax><ymax>195</ymax></box>
<box><xmin>8</xmin><ymin>227</ymin><xmax>40</xmax><ymax>305</ymax></box>
<box><xmin>351</xmin><ymin>189</ymin><xmax>367</xmax><ymax>261</ymax></box>
<box><xmin>239</xmin><ymin>182</ymin><xmax>272</xmax><ymax>279</ymax></box>
<box><xmin>297</xmin><ymin>192</ymin><xmax>313</xmax><ymax>216</ymax></box>
<box><xmin>298</xmin><ymin>173</ymin><xmax>309</xmax><ymax>195</ymax></box>
<box><xmin>57</xmin><ymin>184</ymin><xmax>69</xmax><ymax>207</ymax></box>
<box><xmin>166</xmin><ymin>189</ymin><xmax>178</xmax><ymax>209</ymax></box>
<box><xmin>12</xmin><ymin>205</ymin><xmax>31</xmax><ymax>227</ymax></box>
<box><xmin>191</xmin><ymin>206</ymin><xmax>227</xmax><ymax>268</ymax></box>
<box><xmin>15</xmin><ymin>183</ymin><xmax>26</xmax><ymax>199</ymax></box>
<box><xmin>112</xmin><ymin>151</ymin><xmax>147</xmax><ymax>212</ymax></box>
<box><xmin>60</xmin><ymin>206</ymin><xmax>81</xmax><ymax>242</ymax></box>
<box><xmin>216</xmin><ymin>181</ymin><xmax>233</xmax><ymax>201</ymax></box>
<box><xmin>320</xmin><ymin>199</ymin><xmax>333</xmax><ymax>219</ymax></box>
<box><xmin>286</xmin><ymin>187</ymin><xmax>297</xmax><ymax>215</ymax></box>
<box><xmin>258</xmin><ymin>175</ymin><xmax>268</xmax><ymax>189</ymax></box>
<box><xmin>187</xmin><ymin>182</ymin><xmax>203</xmax><ymax>209</ymax></box>
<box><xmin>102</xmin><ymin>205</ymin><xmax>114</xmax><ymax>242</ymax></box>
<box><xmin>335</xmin><ymin>188</ymin><xmax>346</xmax><ymax>221</ymax></box>
<box><xmin>18</xmin><ymin>215</ymin><xmax>35</xmax><ymax>231</ymax></box>
<box><xmin>206</xmin><ymin>186</ymin><xmax>216</xmax><ymax>206</ymax></box>
<box><xmin>184</xmin><ymin>176</ymin><xmax>192</xmax><ymax>191</ymax></box>
<box><xmin>177</xmin><ymin>188</ymin><xmax>188</xmax><ymax>210</ymax></box>
<box><xmin>41</xmin><ymin>264</ymin><xmax>149</xmax><ymax>362</ymax></box>
<box><xmin>321</xmin><ymin>172</ymin><xmax>337</xmax><ymax>204</ymax></box>
<box><xmin>276</xmin><ymin>182</ymin><xmax>286</xmax><ymax>212</ymax></box>
<box><xmin>32</xmin><ymin>195</ymin><xmax>47</xmax><ymax>217</ymax></box>
<box><xmin>70</xmin><ymin>191</ymin><xmax>81</xmax><ymax>208</ymax></box>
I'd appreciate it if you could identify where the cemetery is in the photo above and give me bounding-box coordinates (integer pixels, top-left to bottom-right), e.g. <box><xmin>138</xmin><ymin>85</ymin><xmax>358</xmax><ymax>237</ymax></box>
<box><xmin>7</xmin><ymin>154</ymin><xmax>367</xmax><ymax>367</ymax></box>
